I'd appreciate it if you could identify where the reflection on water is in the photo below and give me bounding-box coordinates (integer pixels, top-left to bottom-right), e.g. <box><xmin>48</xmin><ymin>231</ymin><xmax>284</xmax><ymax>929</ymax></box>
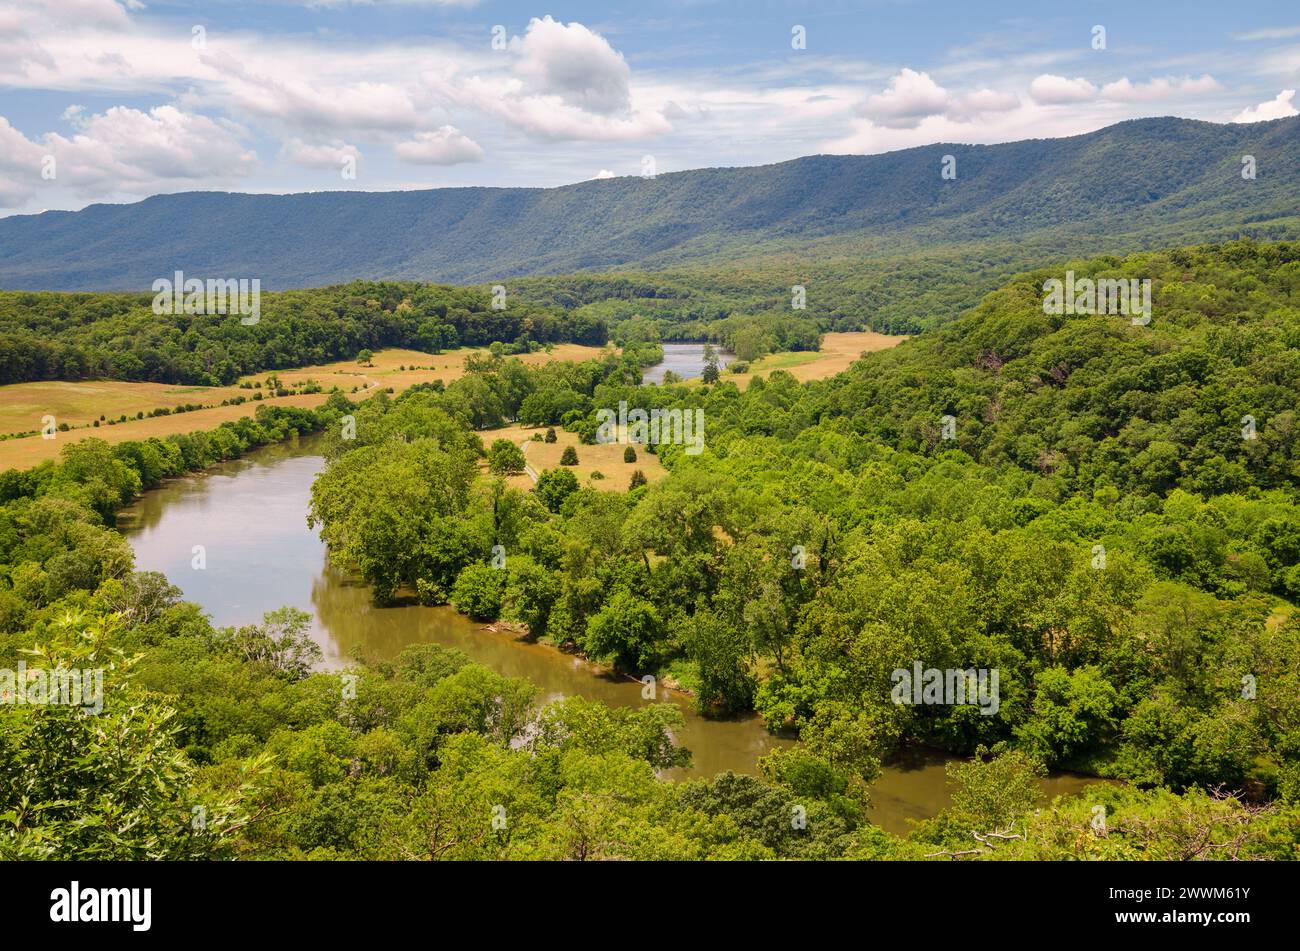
<box><xmin>116</xmin><ymin>434</ymin><xmax>792</xmax><ymax>780</ymax></box>
<box><xmin>117</xmin><ymin>434</ymin><xmax>1104</xmax><ymax>829</ymax></box>
<box><xmin>641</xmin><ymin>342</ymin><xmax>734</xmax><ymax>385</ymax></box>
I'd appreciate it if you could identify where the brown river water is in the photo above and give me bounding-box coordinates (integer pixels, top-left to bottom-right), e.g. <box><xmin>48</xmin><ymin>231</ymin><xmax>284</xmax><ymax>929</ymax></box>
<box><xmin>116</xmin><ymin>433</ymin><xmax>1100</xmax><ymax>834</ymax></box>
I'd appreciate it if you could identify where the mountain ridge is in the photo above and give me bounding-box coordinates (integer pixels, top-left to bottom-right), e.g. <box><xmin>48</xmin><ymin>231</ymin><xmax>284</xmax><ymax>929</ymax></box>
<box><xmin>1</xmin><ymin>115</ymin><xmax>1298</xmax><ymax>291</ymax></box>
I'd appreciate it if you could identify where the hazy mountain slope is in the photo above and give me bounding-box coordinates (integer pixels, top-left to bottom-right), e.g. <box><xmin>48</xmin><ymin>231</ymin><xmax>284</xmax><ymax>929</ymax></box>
<box><xmin>0</xmin><ymin>116</ymin><xmax>1297</xmax><ymax>291</ymax></box>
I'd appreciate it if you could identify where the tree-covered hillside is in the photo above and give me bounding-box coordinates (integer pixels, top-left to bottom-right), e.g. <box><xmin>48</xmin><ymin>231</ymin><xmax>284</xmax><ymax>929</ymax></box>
<box><xmin>4</xmin><ymin>241</ymin><xmax>1300</xmax><ymax>860</ymax></box>
<box><xmin>303</xmin><ymin>240</ymin><xmax>1300</xmax><ymax>804</ymax></box>
<box><xmin>2</xmin><ymin>117</ymin><xmax>1297</xmax><ymax>327</ymax></box>
<box><xmin>0</xmin><ymin>281</ymin><xmax>607</xmax><ymax>386</ymax></box>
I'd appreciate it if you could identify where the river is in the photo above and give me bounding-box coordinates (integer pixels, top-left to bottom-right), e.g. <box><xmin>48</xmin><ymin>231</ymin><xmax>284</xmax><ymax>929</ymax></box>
<box><xmin>641</xmin><ymin>342</ymin><xmax>733</xmax><ymax>385</ymax></box>
<box><xmin>116</xmin><ymin>433</ymin><xmax>1101</xmax><ymax>834</ymax></box>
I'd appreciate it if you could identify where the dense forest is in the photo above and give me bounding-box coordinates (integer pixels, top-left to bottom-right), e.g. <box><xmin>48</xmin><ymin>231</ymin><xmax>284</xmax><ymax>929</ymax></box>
<box><xmin>3</xmin><ymin>239</ymin><xmax>1299</xmax><ymax>860</ymax></box>
<box><xmin>0</xmin><ymin>281</ymin><xmax>608</xmax><ymax>386</ymax></box>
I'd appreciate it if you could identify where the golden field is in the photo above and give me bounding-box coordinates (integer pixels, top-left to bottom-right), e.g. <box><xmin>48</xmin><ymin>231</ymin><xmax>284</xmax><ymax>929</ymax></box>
<box><xmin>480</xmin><ymin>423</ymin><xmax>667</xmax><ymax>493</ymax></box>
<box><xmin>712</xmin><ymin>331</ymin><xmax>906</xmax><ymax>390</ymax></box>
<box><xmin>0</xmin><ymin>344</ymin><xmax>607</xmax><ymax>471</ymax></box>
<box><xmin>0</xmin><ymin>335</ymin><xmax>902</xmax><ymax>472</ymax></box>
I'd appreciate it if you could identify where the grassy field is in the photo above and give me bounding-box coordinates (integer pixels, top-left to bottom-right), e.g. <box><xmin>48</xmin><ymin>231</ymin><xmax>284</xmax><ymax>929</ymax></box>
<box><xmin>240</xmin><ymin>343</ymin><xmax>606</xmax><ymax>394</ymax></box>
<box><xmin>0</xmin><ymin>335</ymin><xmax>900</xmax><ymax>472</ymax></box>
<box><xmin>0</xmin><ymin>379</ymin><xmax>251</xmax><ymax>436</ymax></box>
<box><xmin>0</xmin><ymin>394</ymin><xmax>330</xmax><ymax>471</ymax></box>
<box><xmin>0</xmin><ymin>344</ymin><xmax>607</xmax><ymax>471</ymax></box>
<box><xmin>482</xmin><ymin>423</ymin><xmax>668</xmax><ymax>493</ymax></box>
<box><xmin>719</xmin><ymin>331</ymin><xmax>907</xmax><ymax>390</ymax></box>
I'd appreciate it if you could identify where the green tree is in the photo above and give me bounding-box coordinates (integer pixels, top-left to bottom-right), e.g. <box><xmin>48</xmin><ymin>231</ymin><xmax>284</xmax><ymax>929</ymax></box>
<box><xmin>450</xmin><ymin>563</ymin><xmax>506</xmax><ymax>620</ymax></box>
<box><xmin>582</xmin><ymin>591</ymin><xmax>665</xmax><ymax>671</ymax></box>
<box><xmin>536</xmin><ymin>467</ymin><xmax>579</xmax><ymax>513</ymax></box>
<box><xmin>229</xmin><ymin>607</ymin><xmax>322</xmax><ymax>680</ymax></box>
<box><xmin>488</xmin><ymin>438</ymin><xmax>527</xmax><ymax>476</ymax></box>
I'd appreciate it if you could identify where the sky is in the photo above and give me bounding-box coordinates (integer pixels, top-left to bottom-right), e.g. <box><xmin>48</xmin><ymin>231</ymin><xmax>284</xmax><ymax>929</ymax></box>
<box><xmin>0</xmin><ymin>0</ymin><xmax>1298</xmax><ymax>216</ymax></box>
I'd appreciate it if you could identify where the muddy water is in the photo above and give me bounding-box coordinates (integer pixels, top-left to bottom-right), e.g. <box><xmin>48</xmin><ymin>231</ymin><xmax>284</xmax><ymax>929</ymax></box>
<box><xmin>116</xmin><ymin>434</ymin><xmax>1101</xmax><ymax>834</ymax></box>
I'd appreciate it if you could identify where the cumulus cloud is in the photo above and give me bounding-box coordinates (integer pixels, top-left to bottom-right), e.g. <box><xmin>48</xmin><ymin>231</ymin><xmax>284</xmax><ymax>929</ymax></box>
<box><xmin>282</xmin><ymin>139</ymin><xmax>361</xmax><ymax>169</ymax></box>
<box><xmin>394</xmin><ymin>126</ymin><xmax>484</xmax><ymax>165</ymax></box>
<box><xmin>1100</xmin><ymin>75</ymin><xmax>1219</xmax><ymax>101</ymax></box>
<box><xmin>511</xmin><ymin>16</ymin><xmax>632</xmax><ymax>115</ymax></box>
<box><xmin>855</xmin><ymin>69</ymin><xmax>1021</xmax><ymax>129</ymax></box>
<box><xmin>857</xmin><ymin>69</ymin><xmax>951</xmax><ymax>129</ymax></box>
<box><xmin>0</xmin><ymin>105</ymin><xmax>256</xmax><ymax>208</ymax></box>
<box><xmin>594</xmin><ymin>168</ymin><xmax>615</xmax><ymax>179</ymax></box>
<box><xmin>1028</xmin><ymin>74</ymin><xmax>1098</xmax><ymax>104</ymax></box>
<box><xmin>1233</xmin><ymin>89</ymin><xmax>1299</xmax><ymax>122</ymax></box>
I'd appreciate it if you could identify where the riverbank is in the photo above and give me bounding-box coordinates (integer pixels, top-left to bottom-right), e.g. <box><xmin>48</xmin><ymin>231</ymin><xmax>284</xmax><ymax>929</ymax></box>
<box><xmin>117</xmin><ymin>434</ymin><xmax>1109</xmax><ymax>833</ymax></box>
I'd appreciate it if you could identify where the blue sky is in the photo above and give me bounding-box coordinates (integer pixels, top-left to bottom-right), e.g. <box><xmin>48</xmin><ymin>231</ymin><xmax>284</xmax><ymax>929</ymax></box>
<box><xmin>1</xmin><ymin>0</ymin><xmax>1298</xmax><ymax>215</ymax></box>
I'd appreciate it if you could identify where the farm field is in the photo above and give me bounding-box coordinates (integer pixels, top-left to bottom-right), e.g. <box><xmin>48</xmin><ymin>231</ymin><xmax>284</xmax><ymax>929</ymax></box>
<box><xmin>239</xmin><ymin>343</ymin><xmax>608</xmax><ymax>394</ymax></box>
<box><xmin>678</xmin><ymin>331</ymin><xmax>907</xmax><ymax>391</ymax></box>
<box><xmin>0</xmin><ymin>343</ymin><xmax>608</xmax><ymax>471</ymax></box>
<box><xmin>739</xmin><ymin>331</ymin><xmax>906</xmax><ymax>386</ymax></box>
<box><xmin>0</xmin><ymin>379</ymin><xmax>251</xmax><ymax>437</ymax></box>
<box><xmin>481</xmin><ymin>422</ymin><xmax>668</xmax><ymax>493</ymax></box>
<box><xmin>0</xmin><ymin>393</ymin><xmax>329</xmax><ymax>471</ymax></box>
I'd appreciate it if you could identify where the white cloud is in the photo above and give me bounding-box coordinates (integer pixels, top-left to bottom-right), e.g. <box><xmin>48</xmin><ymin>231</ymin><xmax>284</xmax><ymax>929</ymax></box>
<box><xmin>857</xmin><ymin>69</ymin><xmax>950</xmax><ymax>129</ymax></box>
<box><xmin>1232</xmin><ymin>25</ymin><xmax>1300</xmax><ymax>41</ymax></box>
<box><xmin>511</xmin><ymin>16</ymin><xmax>631</xmax><ymax>116</ymax></box>
<box><xmin>394</xmin><ymin>126</ymin><xmax>484</xmax><ymax>165</ymax></box>
<box><xmin>594</xmin><ymin>168</ymin><xmax>615</xmax><ymax>179</ymax></box>
<box><xmin>855</xmin><ymin>69</ymin><xmax>1022</xmax><ymax>129</ymax></box>
<box><xmin>1028</xmin><ymin>74</ymin><xmax>1098</xmax><ymax>104</ymax></box>
<box><xmin>0</xmin><ymin>105</ymin><xmax>256</xmax><ymax>208</ymax></box>
<box><xmin>1100</xmin><ymin>75</ymin><xmax>1219</xmax><ymax>102</ymax></box>
<box><xmin>283</xmin><ymin>139</ymin><xmax>361</xmax><ymax>169</ymax></box>
<box><xmin>1233</xmin><ymin>88</ymin><xmax>1299</xmax><ymax>122</ymax></box>
<box><xmin>948</xmin><ymin>88</ymin><xmax>1020</xmax><ymax>120</ymax></box>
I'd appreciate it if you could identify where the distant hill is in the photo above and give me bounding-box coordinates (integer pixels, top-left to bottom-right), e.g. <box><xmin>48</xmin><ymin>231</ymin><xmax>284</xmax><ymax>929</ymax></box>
<box><xmin>1</xmin><ymin>116</ymin><xmax>1298</xmax><ymax>293</ymax></box>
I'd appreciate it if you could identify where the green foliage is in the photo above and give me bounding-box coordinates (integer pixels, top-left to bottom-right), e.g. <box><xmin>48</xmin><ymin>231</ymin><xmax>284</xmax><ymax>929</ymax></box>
<box><xmin>0</xmin><ymin>282</ymin><xmax>607</xmax><ymax>386</ymax></box>
<box><xmin>583</xmin><ymin>591</ymin><xmax>665</xmax><ymax>671</ymax></box>
<box><xmin>450</xmin><ymin>563</ymin><xmax>506</xmax><ymax>620</ymax></box>
<box><xmin>535</xmin><ymin>467</ymin><xmax>578</xmax><ymax>513</ymax></box>
<box><xmin>7</xmin><ymin>237</ymin><xmax>1300</xmax><ymax>862</ymax></box>
<box><xmin>487</xmin><ymin>438</ymin><xmax>526</xmax><ymax>476</ymax></box>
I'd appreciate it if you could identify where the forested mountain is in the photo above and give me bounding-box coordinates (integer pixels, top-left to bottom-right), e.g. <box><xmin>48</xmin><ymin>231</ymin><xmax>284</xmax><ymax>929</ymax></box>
<box><xmin>2</xmin><ymin>116</ymin><xmax>1298</xmax><ymax>317</ymax></box>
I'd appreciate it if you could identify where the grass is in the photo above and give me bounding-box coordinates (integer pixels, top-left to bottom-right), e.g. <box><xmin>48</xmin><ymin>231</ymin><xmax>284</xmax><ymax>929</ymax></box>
<box><xmin>242</xmin><ymin>343</ymin><xmax>606</xmax><ymax>395</ymax></box>
<box><xmin>681</xmin><ymin>331</ymin><xmax>907</xmax><ymax>391</ymax></box>
<box><xmin>0</xmin><ymin>380</ymin><xmax>252</xmax><ymax>437</ymax></box>
<box><xmin>0</xmin><ymin>344</ymin><xmax>608</xmax><ymax>472</ymax></box>
<box><xmin>481</xmin><ymin>423</ymin><xmax>668</xmax><ymax>494</ymax></box>
<box><xmin>742</xmin><ymin>331</ymin><xmax>907</xmax><ymax>385</ymax></box>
